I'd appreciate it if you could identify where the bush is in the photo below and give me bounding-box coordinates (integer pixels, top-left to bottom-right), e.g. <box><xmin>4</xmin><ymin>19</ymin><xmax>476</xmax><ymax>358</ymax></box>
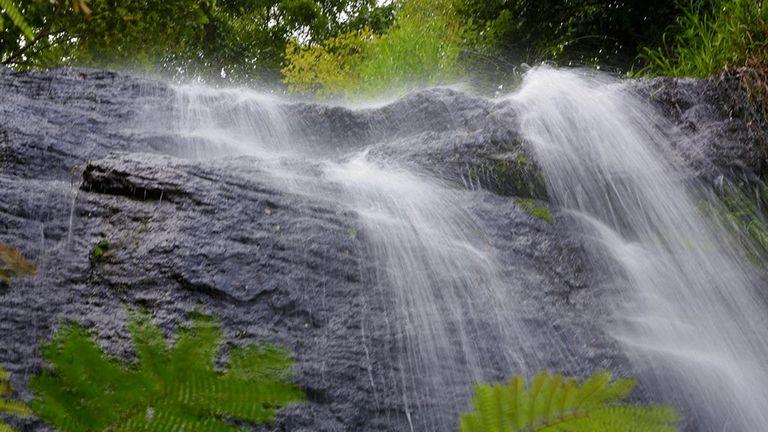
<box><xmin>460</xmin><ymin>370</ymin><xmax>679</xmax><ymax>432</ymax></box>
<box><xmin>30</xmin><ymin>310</ymin><xmax>304</xmax><ymax>432</ymax></box>
<box><xmin>282</xmin><ymin>28</ymin><xmax>372</xmax><ymax>96</ymax></box>
<box><xmin>638</xmin><ymin>0</ymin><xmax>768</xmax><ymax>77</ymax></box>
<box><xmin>282</xmin><ymin>0</ymin><xmax>467</xmax><ymax>97</ymax></box>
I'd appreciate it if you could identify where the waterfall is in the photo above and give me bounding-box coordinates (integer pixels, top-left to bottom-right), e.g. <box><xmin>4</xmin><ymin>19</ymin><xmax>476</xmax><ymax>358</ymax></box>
<box><xmin>138</xmin><ymin>71</ymin><xmax>768</xmax><ymax>430</ymax></box>
<box><xmin>148</xmin><ymin>85</ymin><xmax>536</xmax><ymax>431</ymax></box>
<box><xmin>511</xmin><ymin>67</ymin><xmax>768</xmax><ymax>431</ymax></box>
<box><xmin>324</xmin><ymin>153</ymin><xmax>528</xmax><ymax>431</ymax></box>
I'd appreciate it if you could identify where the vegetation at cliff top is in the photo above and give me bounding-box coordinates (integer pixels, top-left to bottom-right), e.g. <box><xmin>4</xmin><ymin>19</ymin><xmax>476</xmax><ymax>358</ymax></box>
<box><xmin>460</xmin><ymin>370</ymin><xmax>679</xmax><ymax>432</ymax></box>
<box><xmin>2</xmin><ymin>0</ymin><xmax>765</xmax><ymax>93</ymax></box>
<box><xmin>0</xmin><ymin>0</ymin><xmax>395</xmax><ymax>82</ymax></box>
<box><xmin>637</xmin><ymin>0</ymin><xmax>767</xmax><ymax>78</ymax></box>
<box><xmin>29</xmin><ymin>309</ymin><xmax>304</xmax><ymax>431</ymax></box>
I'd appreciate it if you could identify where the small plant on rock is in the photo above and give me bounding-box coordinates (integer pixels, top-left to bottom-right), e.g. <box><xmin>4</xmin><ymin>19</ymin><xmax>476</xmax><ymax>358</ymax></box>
<box><xmin>460</xmin><ymin>370</ymin><xmax>678</xmax><ymax>432</ymax></box>
<box><xmin>0</xmin><ymin>243</ymin><xmax>36</xmax><ymax>286</ymax></box>
<box><xmin>89</xmin><ymin>240</ymin><xmax>111</xmax><ymax>263</ymax></box>
<box><xmin>30</xmin><ymin>309</ymin><xmax>304</xmax><ymax>432</ymax></box>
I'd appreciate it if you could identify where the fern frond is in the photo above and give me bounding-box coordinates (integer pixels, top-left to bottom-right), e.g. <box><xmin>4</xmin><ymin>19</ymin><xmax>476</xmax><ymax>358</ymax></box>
<box><xmin>0</xmin><ymin>0</ymin><xmax>33</xmax><ymax>41</ymax></box>
<box><xmin>31</xmin><ymin>310</ymin><xmax>304</xmax><ymax>432</ymax></box>
<box><xmin>0</xmin><ymin>367</ymin><xmax>30</xmax><ymax>432</ymax></box>
<box><xmin>459</xmin><ymin>370</ymin><xmax>679</xmax><ymax>432</ymax></box>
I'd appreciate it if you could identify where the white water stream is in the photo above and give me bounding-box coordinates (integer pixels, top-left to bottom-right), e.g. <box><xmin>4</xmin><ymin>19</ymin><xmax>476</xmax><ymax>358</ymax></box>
<box><xmin>512</xmin><ymin>67</ymin><xmax>768</xmax><ymax>431</ymax></box>
<box><xmin>147</xmin><ymin>68</ymin><xmax>768</xmax><ymax>430</ymax></box>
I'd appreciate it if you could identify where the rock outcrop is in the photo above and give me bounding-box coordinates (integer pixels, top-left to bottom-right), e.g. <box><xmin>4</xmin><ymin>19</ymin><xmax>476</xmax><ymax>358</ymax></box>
<box><xmin>0</xmin><ymin>67</ymin><xmax>764</xmax><ymax>431</ymax></box>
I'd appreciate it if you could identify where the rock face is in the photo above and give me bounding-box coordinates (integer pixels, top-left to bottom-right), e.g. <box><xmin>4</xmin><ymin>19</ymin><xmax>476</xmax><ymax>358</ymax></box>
<box><xmin>632</xmin><ymin>69</ymin><xmax>768</xmax><ymax>184</ymax></box>
<box><xmin>0</xmin><ymin>67</ymin><xmax>764</xmax><ymax>431</ymax></box>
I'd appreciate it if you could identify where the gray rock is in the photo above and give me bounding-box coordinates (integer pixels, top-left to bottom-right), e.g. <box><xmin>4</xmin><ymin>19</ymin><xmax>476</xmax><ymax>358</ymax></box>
<box><xmin>0</xmin><ymin>66</ymin><xmax>763</xmax><ymax>431</ymax></box>
<box><xmin>631</xmin><ymin>69</ymin><xmax>768</xmax><ymax>185</ymax></box>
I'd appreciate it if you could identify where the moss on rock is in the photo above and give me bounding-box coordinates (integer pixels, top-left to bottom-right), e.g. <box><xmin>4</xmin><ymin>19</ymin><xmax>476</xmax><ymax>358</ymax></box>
<box><xmin>90</xmin><ymin>240</ymin><xmax>112</xmax><ymax>263</ymax></box>
<box><xmin>515</xmin><ymin>198</ymin><xmax>553</xmax><ymax>224</ymax></box>
<box><xmin>0</xmin><ymin>243</ymin><xmax>36</xmax><ymax>286</ymax></box>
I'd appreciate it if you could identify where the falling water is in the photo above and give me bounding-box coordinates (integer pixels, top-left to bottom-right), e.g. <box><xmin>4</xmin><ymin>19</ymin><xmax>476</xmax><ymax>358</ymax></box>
<box><xmin>511</xmin><ymin>67</ymin><xmax>768</xmax><ymax>431</ymax></box>
<box><xmin>150</xmin><ymin>85</ymin><xmax>533</xmax><ymax>430</ymax></box>
<box><xmin>141</xmin><ymin>72</ymin><xmax>768</xmax><ymax>430</ymax></box>
<box><xmin>324</xmin><ymin>153</ymin><xmax>527</xmax><ymax>431</ymax></box>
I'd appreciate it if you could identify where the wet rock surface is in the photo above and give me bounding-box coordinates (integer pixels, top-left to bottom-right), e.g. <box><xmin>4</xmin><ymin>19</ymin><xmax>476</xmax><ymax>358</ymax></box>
<box><xmin>0</xmin><ymin>67</ymin><xmax>763</xmax><ymax>431</ymax></box>
<box><xmin>632</xmin><ymin>69</ymin><xmax>768</xmax><ymax>185</ymax></box>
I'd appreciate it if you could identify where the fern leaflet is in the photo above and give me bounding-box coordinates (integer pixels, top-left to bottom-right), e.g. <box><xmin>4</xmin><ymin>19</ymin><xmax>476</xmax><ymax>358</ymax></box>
<box><xmin>30</xmin><ymin>309</ymin><xmax>304</xmax><ymax>432</ymax></box>
<box><xmin>0</xmin><ymin>0</ymin><xmax>33</xmax><ymax>40</ymax></box>
<box><xmin>0</xmin><ymin>367</ymin><xmax>31</xmax><ymax>432</ymax></box>
<box><xmin>460</xmin><ymin>370</ymin><xmax>679</xmax><ymax>432</ymax></box>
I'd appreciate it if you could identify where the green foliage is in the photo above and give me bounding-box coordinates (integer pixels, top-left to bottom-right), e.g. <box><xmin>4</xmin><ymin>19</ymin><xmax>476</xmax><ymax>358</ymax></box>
<box><xmin>30</xmin><ymin>310</ymin><xmax>304</xmax><ymax>432</ymax></box>
<box><xmin>0</xmin><ymin>367</ymin><xmax>31</xmax><ymax>432</ymax></box>
<box><xmin>718</xmin><ymin>182</ymin><xmax>768</xmax><ymax>261</ymax></box>
<box><xmin>455</xmin><ymin>0</ymin><xmax>680</xmax><ymax>76</ymax></box>
<box><xmin>353</xmin><ymin>0</ymin><xmax>467</xmax><ymax>95</ymax></box>
<box><xmin>283</xmin><ymin>0</ymin><xmax>467</xmax><ymax>97</ymax></box>
<box><xmin>460</xmin><ymin>370</ymin><xmax>679</xmax><ymax>432</ymax></box>
<box><xmin>0</xmin><ymin>243</ymin><xmax>36</xmax><ymax>286</ymax></box>
<box><xmin>515</xmin><ymin>198</ymin><xmax>553</xmax><ymax>225</ymax></box>
<box><xmin>89</xmin><ymin>240</ymin><xmax>111</xmax><ymax>263</ymax></box>
<box><xmin>283</xmin><ymin>28</ymin><xmax>372</xmax><ymax>96</ymax></box>
<box><xmin>0</xmin><ymin>0</ymin><xmax>393</xmax><ymax>82</ymax></box>
<box><xmin>637</xmin><ymin>0</ymin><xmax>768</xmax><ymax>77</ymax></box>
<box><xmin>0</xmin><ymin>0</ymin><xmax>33</xmax><ymax>41</ymax></box>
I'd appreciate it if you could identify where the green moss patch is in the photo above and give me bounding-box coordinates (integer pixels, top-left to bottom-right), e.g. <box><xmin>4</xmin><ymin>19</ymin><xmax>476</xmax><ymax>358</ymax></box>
<box><xmin>515</xmin><ymin>198</ymin><xmax>553</xmax><ymax>224</ymax></box>
<box><xmin>90</xmin><ymin>240</ymin><xmax>112</xmax><ymax>263</ymax></box>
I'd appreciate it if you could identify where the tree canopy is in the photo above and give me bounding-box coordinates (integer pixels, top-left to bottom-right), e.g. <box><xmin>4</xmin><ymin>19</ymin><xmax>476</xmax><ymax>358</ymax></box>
<box><xmin>0</xmin><ymin>0</ymin><xmax>395</xmax><ymax>81</ymax></box>
<box><xmin>2</xmin><ymin>0</ymin><xmax>765</xmax><ymax>91</ymax></box>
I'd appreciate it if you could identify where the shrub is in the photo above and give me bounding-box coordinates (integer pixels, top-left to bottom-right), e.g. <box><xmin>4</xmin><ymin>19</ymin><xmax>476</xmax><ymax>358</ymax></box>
<box><xmin>637</xmin><ymin>0</ymin><xmax>768</xmax><ymax>77</ymax></box>
<box><xmin>353</xmin><ymin>0</ymin><xmax>467</xmax><ymax>96</ymax></box>
<box><xmin>460</xmin><ymin>370</ymin><xmax>679</xmax><ymax>432</ymax></box>
<box><xmin>30</xmin><ymin>310</ymin><xmax>304</xmax><ymax>432</ymax></box>
<box><xmin>282</xmin><ymin>0</ymin><xmax>467</xmax><ymax>97</ymax></box>
<box><xmin>282</xmin><ymin>28</ymin><xmax>372</xmax><ymax>96</ymax></box>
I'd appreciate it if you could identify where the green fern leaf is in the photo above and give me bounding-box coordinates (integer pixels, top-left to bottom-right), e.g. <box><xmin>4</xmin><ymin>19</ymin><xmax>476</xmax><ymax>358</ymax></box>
<box><xmin>30</xmin><ymin>310</ymin><xmax>304</xmax><ymax>432</ymax></box>
<box><xmin>0</xmin><ymin>367</ymin><xmax>31</xmax><ymax>432</ymax></box>
<box><xmin>0</xmin><ymin>0</ymin><xmax>33</xmax><ymax>41</ymax></box>
<box><xmin>459</xmin><ymin>370</ymin><xmax>679</xmax><ymax>432</ymax></box>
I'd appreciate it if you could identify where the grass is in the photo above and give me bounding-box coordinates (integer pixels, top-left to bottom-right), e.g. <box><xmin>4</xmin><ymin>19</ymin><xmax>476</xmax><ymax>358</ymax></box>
<box><xmin>637</xmin><ymin>0</ymin><xmax>768</xmax><ymax>77</ymax></box>
<box><xmin>719</xmin><ymin>182</ymin><xmax>768</xmax><ymax>261</ymax></box>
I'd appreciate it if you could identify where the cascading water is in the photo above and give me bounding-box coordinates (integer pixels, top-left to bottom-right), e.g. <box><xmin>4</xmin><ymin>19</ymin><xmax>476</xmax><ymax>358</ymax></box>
<box><xmin>148</xmin><ymin>85</ymin><xmax>539</xmax><ymax>431</ymax></box>
<box><xmin>324</xmin><ymin>153</ymin><xmax>529</xmax><ymax>431</ymax></box>
<box><xmin>511</xmin><ymin>67</ymin><xmax>768</xmax><ymax>431</ymax></box>
<box><xmin>137</xmin><ymin>69</ymin><xmax>768</xmax><ymax>431</ymax></box>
